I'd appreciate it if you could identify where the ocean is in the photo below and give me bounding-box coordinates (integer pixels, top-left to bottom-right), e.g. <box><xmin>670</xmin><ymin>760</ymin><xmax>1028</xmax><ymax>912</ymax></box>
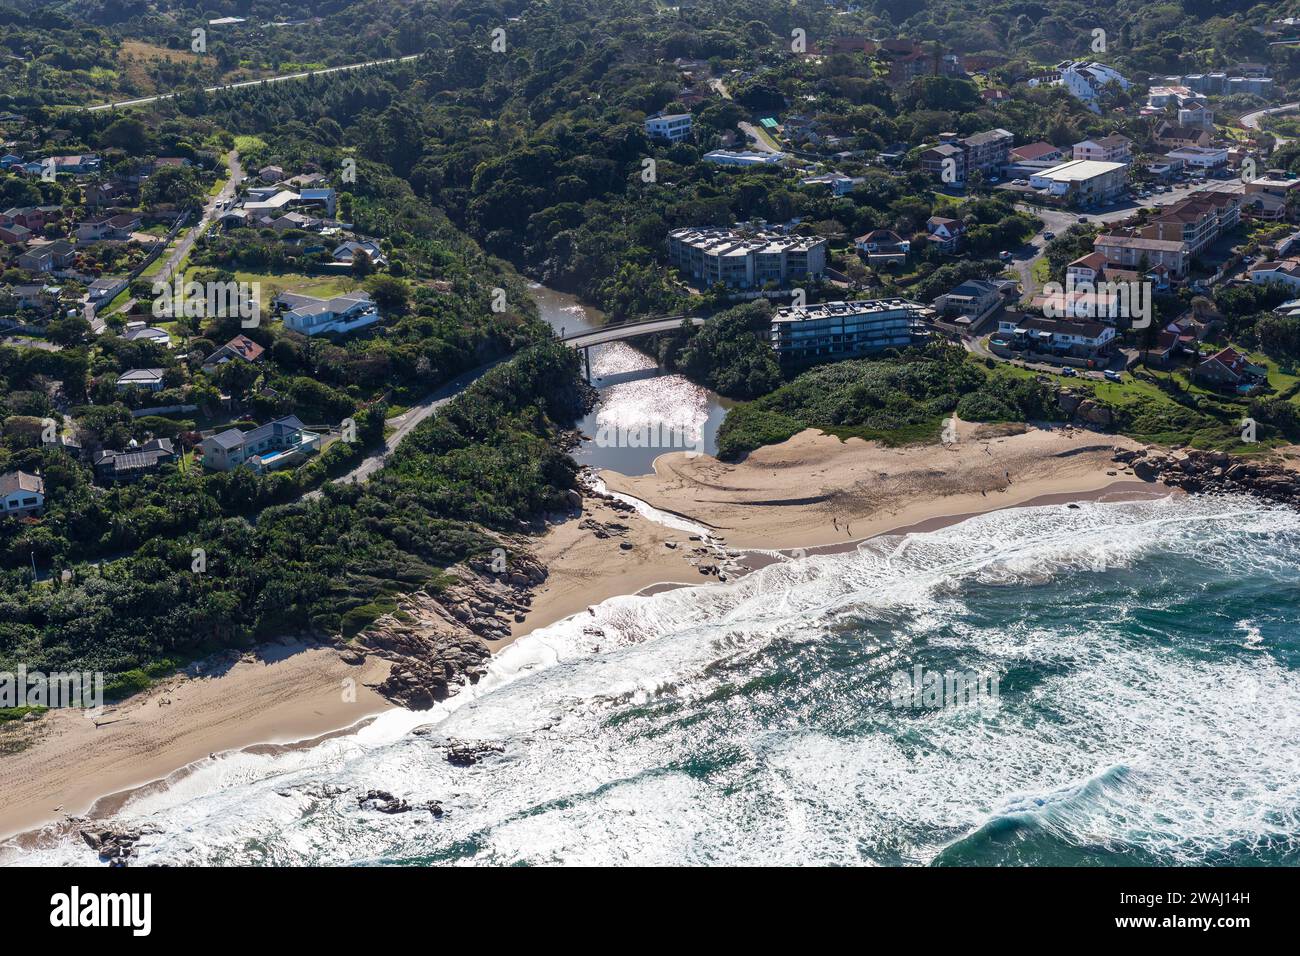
<box><xmin>11</xmin><ymin>495</ymin><xmax>1300</xmax><ymax>866</ymax></box>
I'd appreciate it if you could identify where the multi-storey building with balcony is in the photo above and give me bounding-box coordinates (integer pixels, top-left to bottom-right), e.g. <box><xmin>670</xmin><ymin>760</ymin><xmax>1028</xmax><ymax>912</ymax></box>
<box><xmin>667</xmin><ymin>227</ymin><xmax>827</xmax><ymax>289</ymax></box>
<box><xmin>769</xmin><ymin>299</ymin><xmax>918</xmax><ymax>362</ymax></box>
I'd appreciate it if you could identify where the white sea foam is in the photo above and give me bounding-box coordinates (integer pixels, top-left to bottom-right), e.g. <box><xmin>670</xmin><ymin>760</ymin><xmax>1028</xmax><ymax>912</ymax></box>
<box><xmin>8</xmin><ymin>495</ymin><xmax>1300</xmax><ymax>866</ymax></box>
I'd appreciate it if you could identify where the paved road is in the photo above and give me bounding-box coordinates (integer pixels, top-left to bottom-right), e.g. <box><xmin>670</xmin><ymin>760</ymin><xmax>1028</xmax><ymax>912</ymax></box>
<box><xmin>155</xmin><ymin>150</ymin><xmax>242</xmax><ymax>287</ymax></box>
<box><xmin>85</xmin><ymin>54</ymin><xmax>424</xmax><ymax>112</ymax></box>
<box><xmin>1006</xmin><ymin>179</ymin><xmax>1242</xmax><ymax>297</ymax></box>
<box><xmin>738</xmin><ymin>120</ymin><xmax>782</xmax><ymax>153</ymax></box>
<box><xmin>1240</xmin><ymin>102</ymin><xmax>1299</xmax><ymax>146</ymax></box>
<box><xmin>310</xmin><ymin>358</ymin><xmax>507</xmax><ymax>496</ymax></box>
<box><xmin>320</xmin><ymin>314</ymin><xmax>712</xmax><ymax>494</ymax></box>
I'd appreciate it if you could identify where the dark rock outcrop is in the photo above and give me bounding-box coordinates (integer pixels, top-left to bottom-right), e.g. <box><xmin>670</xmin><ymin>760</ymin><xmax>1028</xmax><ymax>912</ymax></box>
<box><xmin>80</xmin><ymin>824</ymin><xmax>156</xmax><ymax>866</ymax></box>
<box><xmin>363</xmin><ymin>619</ymin><xmax>491</xmax><ymax>710</ymax></box>
<box><xmin>1056</xmin><ymin>387</ymin><xmax>1115</xmax><ymax>428</ymax></box>
<box><xmin>444</xmin><ymin>739</ymin><xmax>505</xmax><ymax>767</ymax></box>
<box><xmin>357</xmin><ymin>789</ymin><xmax>443</xmax><ymax>817</ymax></box>
<box><xmin>1117</xmin><ymin>448</ymin><xmax>1300</xmax><ymax>506</ymax></box>
<box><xmin>359</xmin><ymin>538</ymin><xmax>548</xmax><ymax>708</ymax></box>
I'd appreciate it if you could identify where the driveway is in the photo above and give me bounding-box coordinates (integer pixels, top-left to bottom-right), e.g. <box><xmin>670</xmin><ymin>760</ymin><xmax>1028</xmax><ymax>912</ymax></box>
<box><xmin>738</xmin><ymin>120</ymin><xmax>782</xmax><ymax>153</ymax></box>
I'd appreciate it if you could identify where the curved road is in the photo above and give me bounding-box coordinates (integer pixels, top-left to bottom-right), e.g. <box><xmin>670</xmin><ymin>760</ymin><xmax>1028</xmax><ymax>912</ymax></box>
<box><xmin>310</xmin><ymin>357</ymin><xmax>508</xmax><ymax>495</ymax></box>
<box><xmin>85</xmin><ymin>53</ymin><xmax>424</xmax><ymax>112</ymax></box>
<box><xmin>1240</xmin><ymin>102</ymin><xmax>1299</xmax><ymax>146</ymax></box>
<box><xmin>322</xmin><ymin>313</ymin><xmax>719</xmax><ymax>493</ymax></box>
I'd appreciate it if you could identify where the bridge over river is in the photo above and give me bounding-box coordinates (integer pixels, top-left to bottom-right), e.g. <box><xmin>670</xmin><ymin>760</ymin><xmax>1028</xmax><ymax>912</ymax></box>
<box><xmin>560</xmin><ymin>314</ymin><xmax>710</xmax><ymax>379</ymax></box>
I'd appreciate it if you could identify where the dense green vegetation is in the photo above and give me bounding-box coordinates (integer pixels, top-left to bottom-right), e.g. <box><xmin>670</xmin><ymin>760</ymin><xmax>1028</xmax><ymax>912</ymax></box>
<box><xmin>715</xmin><ymin>343</ymin><xmax>1055</xmax><ymax>458</ymax></box>
<box><xmin>0</xmin><ymin>340</ymin><xmax>587</xmax><ymax>676</ymax></box>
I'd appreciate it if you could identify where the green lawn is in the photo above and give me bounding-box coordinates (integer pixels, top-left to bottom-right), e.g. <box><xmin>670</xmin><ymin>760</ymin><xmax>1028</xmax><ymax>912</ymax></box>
<box><xmin>182</xmin><ymin>267</ymin><xmax>360</xmax><ymax>304</ymax></box>
<box><xmin>751</xmin><ymin>123</ymin><xmax>782</xmax><ymax>152</ymax></box>
<box><xmin>981</xmin><ymin>355</ymin><xmax>1272</xmax><ymax>452</ymax></box>
<box><xmin>141</xmin><ymin>239</ymin><xmax>180</xmax><ymax>278</ymax></box>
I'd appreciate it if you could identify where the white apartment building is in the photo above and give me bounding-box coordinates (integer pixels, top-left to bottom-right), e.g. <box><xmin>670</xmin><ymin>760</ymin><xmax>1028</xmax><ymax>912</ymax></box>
<box><xmin>645</xmin><ymin>113</ymin><xmax>693</xmax><ymax>142</ymax></box>
<box><xmin>1072</xmin><ymin>134</ymin><xmax>1132</xmax><ymax>164</ymax></box>
<box><xmin>1029</xmin><ymin>160</ymin><xmax>1129</xmax><ymax>206</ymax></box>
<box><xmin>667</xmin><ymin>227</ymin><xmax>827</xmax><ymax>289</ymax></box>
<box><xmin>769</xmin><ymin>299</ymin><xmax>918</xmax><ymax>361</ymax></box>
<box><xmin>1032</xmin><ymin>61</ymin><xmax>1130</xmax><ymax>113</ymax></box>
<box><xmin>702</xmin><ymin>149</ymin><xmax>788</xmax><ymax>166</ymax></box>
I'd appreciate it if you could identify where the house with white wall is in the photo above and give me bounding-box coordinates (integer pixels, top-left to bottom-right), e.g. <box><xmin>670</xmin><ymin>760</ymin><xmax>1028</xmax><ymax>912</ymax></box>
<box><xmin>0</xmin><ymin>470</ymin><xmax>44</xmax><ymax>517</ymax></box>
<box><xmin>275</xmin><ymin>290</ymin><xmax>379</xmax><ymax>336</ymax></box>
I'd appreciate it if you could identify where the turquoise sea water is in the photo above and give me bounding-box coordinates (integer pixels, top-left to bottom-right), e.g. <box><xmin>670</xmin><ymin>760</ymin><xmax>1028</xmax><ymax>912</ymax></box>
<box><xmin>8</xmin><ymin>495</ymin><xmax>1299</xmax><ymax>865</ymax></box>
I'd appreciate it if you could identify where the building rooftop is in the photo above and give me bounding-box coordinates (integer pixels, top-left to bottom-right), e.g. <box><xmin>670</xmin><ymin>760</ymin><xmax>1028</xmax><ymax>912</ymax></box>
<box><xmin>0</xmin><ymin>470</ymin><xmax>43</xmax><ymax>496</ymax></box>
<box><xmin>963</xmin><ymin>128</ymin><xmax>1012</xmax><ymax>147</ymax></box>
<box><xmin>1034</xmin><ymin>159</ymin><xmax>1127</xmax><ymax>182</ymax></box>
<box><xmin>669</xmin><ymin>226</ymin><xmax>825</xmax><ymax>255</ymax></box>
<box><xmin>771</xmin><ymin>298</ymin><xmax>919</xmax><ymax>324</ymax></box>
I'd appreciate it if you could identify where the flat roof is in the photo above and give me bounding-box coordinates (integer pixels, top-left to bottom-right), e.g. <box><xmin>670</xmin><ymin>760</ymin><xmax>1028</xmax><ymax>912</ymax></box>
<box><xmin>1033</xmin><ymin>159</ymin><xmax>1128</xmax><ymax>182</ymax></box>
<box><xmin>772</xmin><ymin>298</ymin><xmax>919</xmax><ymax>324</ymax></box>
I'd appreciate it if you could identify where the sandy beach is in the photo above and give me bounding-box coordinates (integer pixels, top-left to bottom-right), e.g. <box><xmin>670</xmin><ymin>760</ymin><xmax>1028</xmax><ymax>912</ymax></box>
<box><xmin>602</xmin><ymin>423</ymin><xmax>1154</xmax><ymax>550</ymax></box>
<box><xmin>0</xmin><ymin>643</ymin><xmax>391</xmax><ymax>842</ymax></box>
<box><xmin>1</xmin><ymin>422</ymin><xmax>1168</xmax><ymax>846</ymax></box>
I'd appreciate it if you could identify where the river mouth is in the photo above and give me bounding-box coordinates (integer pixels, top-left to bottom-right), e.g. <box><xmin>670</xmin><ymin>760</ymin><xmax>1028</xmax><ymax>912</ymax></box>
<box><xmin>529</xmin><ymin>283</ymin><xmax>732</xmax><ymax>475</ymax></box>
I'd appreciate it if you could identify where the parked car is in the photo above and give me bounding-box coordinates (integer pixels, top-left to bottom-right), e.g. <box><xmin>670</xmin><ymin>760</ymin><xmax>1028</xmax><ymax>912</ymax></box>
<box><xmin>999</xmin><ymin>250</ymin><xmax>1013</xmax><ymax>262</ymax></box>
<box><xmin>1060</xmin><ymin>367</ymin><xmax>1077</xmax><ymax>377</ymax></box>
<box><xmin>1104</xmin><ymin>370</ymin><xmax>1122</xmax><ymax>382</ymax></box>
<box><xmin>1043</xmin><ymin>231</ymin><xmax>1055</xmax><ymax>241</ymax></box>
<box><xmin>1077</xmin><ymin>216</ymin><xmax>1089</xmax><ymax>223</ymax></box>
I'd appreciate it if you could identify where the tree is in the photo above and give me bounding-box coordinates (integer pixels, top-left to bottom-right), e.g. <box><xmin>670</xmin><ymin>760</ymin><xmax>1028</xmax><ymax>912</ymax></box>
<box><xmin>365</xmin><ymin>275</ymin><xmax>408</xmax><ymax>313</ymax></box>
<box><xmin>142</xmin><ymin>165</ymin><xmax>204</xmax><ymax>208</ymax></box>
<box><xmin>350</xmin><ymin>249</ymin><xmax>375</xmax><ymax>279</ymax></box>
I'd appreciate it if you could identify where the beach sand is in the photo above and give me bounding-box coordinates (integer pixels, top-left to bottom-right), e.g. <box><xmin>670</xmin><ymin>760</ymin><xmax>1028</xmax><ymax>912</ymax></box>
<box><xmin>498</xmin><ymin>493</ymin><xmax>704</xmax><ymax>645</ymax></box>
<box><xmin>1</xmin><ymin>423</ymin><xmax>1166</xmax><ymax>844</ymax></box>
<box><xmin>602</xmin><ymin>423</ymin><xmax>1154</xmax><ymax>550</ymax></box>
<box><xmin>0</xmin><ymin>643</ymin><xmax>391</xmax><ymax>842</ymax></box>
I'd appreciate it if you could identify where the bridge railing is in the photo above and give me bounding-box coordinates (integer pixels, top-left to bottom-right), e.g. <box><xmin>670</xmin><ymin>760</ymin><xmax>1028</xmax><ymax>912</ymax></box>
<box><xmin>559</xmin><ymin>313</ymin><xmax>704</xmax><ymax>341</ymax></box>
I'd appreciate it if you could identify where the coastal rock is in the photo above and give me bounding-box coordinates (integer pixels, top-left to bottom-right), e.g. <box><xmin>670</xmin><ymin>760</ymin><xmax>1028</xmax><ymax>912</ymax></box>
<box><xmin>444</xmin><ymin>739</ymin><xmax>506</xmax><ymax>766</ymax></box>
<box><xmin>357</xmin><ymin>790</ymin><xmax>444</xmax><ymax>817</ymax></box>
<box><xmin>1074</xmin><ymin>400</ymin><xmax>1113</xmax><ymax>427</ymax></box>
<box><xmin>1057</xmin><ymin>391</ymin><xmax>1083</xmax><ymax>416</ymax></box>
<box><xmin>360</xmin><ymin>589</ymin><xmax>497</xmax><ymax>709</ymax></box>
<box><xmin>80</xmin><ymin>824</ymin><xmax>157</xmax><ymax>865</ymax></box>
<box><xmin>1119</xmin><ymin>448</ymin><xmax>1300</xmax><ymax>508</ymax></box>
